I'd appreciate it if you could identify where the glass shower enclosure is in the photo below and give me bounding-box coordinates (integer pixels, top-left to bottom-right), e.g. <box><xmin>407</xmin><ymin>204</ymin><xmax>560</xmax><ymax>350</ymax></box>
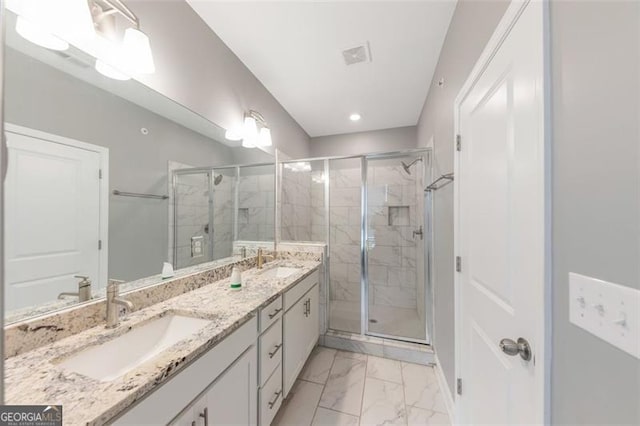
<box><xmin>171</xmin><ymin>163</ymin><xmax>274</xmax><ymax>270</ymax></box>
<box><xmin>279</xmin><ymin>149</ymin><xmax>432</xmax><ymax>344</ymax></box>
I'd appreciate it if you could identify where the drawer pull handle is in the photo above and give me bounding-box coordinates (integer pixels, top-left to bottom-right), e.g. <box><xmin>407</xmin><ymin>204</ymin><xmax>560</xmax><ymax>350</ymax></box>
<box><xmin>268</xmin><ymin>307</ymin><xmax>283</xmax><ymax>319</ymax></box>
<box><xmin>268</xmin><ymin>390</ymin><xmax>282</xmax><ymax>409</ymax></box>
<box><xmin>199</xmin><ymin>407</ymin><xmax>209</xmax><ymax>426</ymax></box>
<box><xmin>268</xmin><ymin>343</ymin><xmax>283</xmax><ymax>358</ymax></box>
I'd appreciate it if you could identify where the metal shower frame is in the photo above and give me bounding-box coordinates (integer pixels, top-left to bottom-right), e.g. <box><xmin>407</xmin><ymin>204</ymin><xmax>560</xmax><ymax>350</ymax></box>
<box><xmin>277</xmin><ymin>147</ymin><xmax>434</xmax><ymax>345</ymax></box>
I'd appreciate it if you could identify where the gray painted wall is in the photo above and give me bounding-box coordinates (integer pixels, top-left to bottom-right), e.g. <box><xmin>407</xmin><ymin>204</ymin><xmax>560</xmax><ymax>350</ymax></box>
<box><xmin>418</xmin><ymin>0</ymin><xmax>640</xmax><ymax>423</ymax></box>
<box><xmin>550</xmin><ymin>1</ymin><xmax>639</xmax><ymax>423</ymax></box>
<box><xmin>4</xmin><ymin>48</ymin><xmax>236</xmax><ymax>281</ymax></box>
<box><xmin>415</xmin><ymin>0</ymin><xmax>510</xmax><ymax>395</ymax></box>
<box><xmin>128</xmin><ymin>0</ymin><xmax>311</xmax><ymax>159</ymax></box>
<box><xmin>310</xmin><ymin>126</ymin><xmax>417</xmax><ymax>158</ymax></box>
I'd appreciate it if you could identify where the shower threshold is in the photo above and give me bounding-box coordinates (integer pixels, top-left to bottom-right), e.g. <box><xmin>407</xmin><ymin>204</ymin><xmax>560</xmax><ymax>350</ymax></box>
<box><xmin>321</xmin><ymin>329</ymin><xmax>434</xmax><ymax>365</ymax></box>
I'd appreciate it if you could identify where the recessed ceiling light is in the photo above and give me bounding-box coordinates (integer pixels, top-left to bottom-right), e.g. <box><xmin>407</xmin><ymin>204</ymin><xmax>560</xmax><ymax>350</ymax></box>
<box><xmin>350</xmin><ymin>113</ymin><xmax>361</xmax><ymax>121</ymax></box>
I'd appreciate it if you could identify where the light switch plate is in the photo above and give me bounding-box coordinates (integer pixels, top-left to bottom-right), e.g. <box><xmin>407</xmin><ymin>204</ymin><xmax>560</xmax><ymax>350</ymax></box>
<box><xmin>569</xmin><ymin>273</ymin><xmax>640</xmax><ymax>359</ymax></box>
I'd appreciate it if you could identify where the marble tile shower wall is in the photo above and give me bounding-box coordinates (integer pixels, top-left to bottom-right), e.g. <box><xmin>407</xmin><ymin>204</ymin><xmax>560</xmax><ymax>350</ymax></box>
<box><xmin>237</xmin><ymin>172</ymin><xmax>274</xmax><ymax>241</ymax></box>
<box><xmin>174</xmin><ymin>172</ymin><xmax>212</xmax><ymax>269</ymax></box>
<box><xmin>367</xmin><ymin>163</ymin><xmax>419</xmax><ymax>311</ymax></box>
<box><xmin>211</xmin><ymin>173</ymin><xmax>235</xmax><ymax>260</ymax></box>
<box><xmin>329</xmin><ymin>163</ymin><xmax>362</xmax><ymax>306</ymax></box>
<box><xmin>281</xmin><ymin>168</ymin><xmax>312</xmax><ymax>241</ymax></box>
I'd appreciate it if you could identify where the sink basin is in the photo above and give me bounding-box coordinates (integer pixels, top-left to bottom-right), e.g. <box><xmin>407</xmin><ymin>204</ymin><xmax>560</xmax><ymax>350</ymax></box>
<box><xmin>259</xmin><ymin>266</ymin><xmax>301</xmax><ymax>279</ymax></box>
<box><xmin>58</xmin><ymin>314</ymin><xmax>212</xmax><ymax>382</ymax></box>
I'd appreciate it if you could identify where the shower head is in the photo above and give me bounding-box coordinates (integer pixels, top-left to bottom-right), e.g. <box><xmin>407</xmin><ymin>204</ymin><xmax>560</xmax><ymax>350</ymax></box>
<box><xmin>213</xmin><ymin>174</ymin><xmax>223</xmax><ymax>186</ymax></box>
<box><xmin>401</xmin><ymin>157</ymin><xmax>422</xmax><ymax>175</ymax></box>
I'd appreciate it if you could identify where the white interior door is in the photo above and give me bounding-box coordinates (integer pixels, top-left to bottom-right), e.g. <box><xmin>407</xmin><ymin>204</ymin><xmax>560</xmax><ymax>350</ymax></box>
<box><xmin>455</xmin><ymin>1</ymin><xmax>546</xmax><ymax>424</ymax></box>
<box><xmin>5</xmin><ymin>129</ymin><xmax>103</xmax><ymax>311</ymax></box>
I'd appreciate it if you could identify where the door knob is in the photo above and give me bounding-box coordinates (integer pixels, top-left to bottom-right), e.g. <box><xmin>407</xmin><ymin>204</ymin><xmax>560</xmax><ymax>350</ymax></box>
<box><xmin>499</xmin><ymin>337</ymin><xmax>532</xmax><ymax>361</ymax></box>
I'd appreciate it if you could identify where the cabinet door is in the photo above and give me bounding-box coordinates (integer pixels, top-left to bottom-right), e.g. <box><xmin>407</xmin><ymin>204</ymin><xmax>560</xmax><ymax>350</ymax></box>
<box><xmin>283</xmin><ymin>284</ymin><xmax>319</xmax><ymax>397</ymax></box>
<box><xmin>204</xmin><ymin>345</ymin><xmax>258</xmax><ymax>426</ymax></box>
<box><xmin>171</xmin><ymin>406</ymin><xmax>195</xmax><ymax>426</ymax></box>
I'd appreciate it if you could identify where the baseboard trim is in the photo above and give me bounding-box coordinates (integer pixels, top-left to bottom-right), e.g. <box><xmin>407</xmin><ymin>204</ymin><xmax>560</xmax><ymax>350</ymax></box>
<box><xmin>434</xmin><ymin>354</ymin><xmax>455</xmax><ymax>423</ymax></box>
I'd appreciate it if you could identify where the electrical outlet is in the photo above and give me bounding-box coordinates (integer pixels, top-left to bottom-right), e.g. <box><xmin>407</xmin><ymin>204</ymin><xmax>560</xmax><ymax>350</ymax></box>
<box><xmin>191</xmin><ymin>236</ymin><xmax>204</xmax><ymax>258</ymax></box>
<box><xmin>569</xmin><ymin>273</ymin><xmax>640</xmax><ymax>359</ymax></box>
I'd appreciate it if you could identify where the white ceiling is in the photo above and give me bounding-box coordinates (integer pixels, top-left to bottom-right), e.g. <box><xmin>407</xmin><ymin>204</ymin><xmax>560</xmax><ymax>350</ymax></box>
<box><xmin>187</xmin><ymin>1</ymin><xmax>456</xmax><ymax>137</ymax></box>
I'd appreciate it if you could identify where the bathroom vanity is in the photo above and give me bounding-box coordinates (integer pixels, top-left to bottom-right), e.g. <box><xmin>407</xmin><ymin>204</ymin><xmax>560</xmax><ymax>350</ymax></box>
<box><xmin>4</xmin><ymin>259</ymin><xmax>321</xmax><ymax>425</ymax></box>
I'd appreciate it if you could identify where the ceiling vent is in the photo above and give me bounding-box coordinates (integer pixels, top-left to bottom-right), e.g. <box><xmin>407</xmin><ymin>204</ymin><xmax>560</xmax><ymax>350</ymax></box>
<box><xmin>342</xmin><ymin>42</ymin><xmax>371</xmax><ymax>66</ymax></box>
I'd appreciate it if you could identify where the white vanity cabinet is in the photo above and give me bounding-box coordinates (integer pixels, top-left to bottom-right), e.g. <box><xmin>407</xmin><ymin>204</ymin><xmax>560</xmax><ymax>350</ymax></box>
<box><xmin>114</xmin><ymin>317</ymin><xmax>258</xmax><ymax>426</ymax></box>
<box><xmin>283</xmin><ymin>271</ymin><xmax>320</xmax><ymax>397</ymax></box>
<box><xmin>114</xmin><ymin>268</ymin><xmax>320</xmax><ymax>426</ymax></box>
<box><xmin>172</xmin><ymin>345</ymin><xmax>257</xmax><ymax>426</ymax></box>
<box><xmin>258</xmin><ymin>297</ymin><xmax>284</xmax><ymax>425</ymax></box>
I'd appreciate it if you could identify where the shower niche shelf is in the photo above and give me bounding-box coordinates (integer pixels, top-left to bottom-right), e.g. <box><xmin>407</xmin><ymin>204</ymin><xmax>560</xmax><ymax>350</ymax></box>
<box><xmin>388</xmin><ymin>206</ymin><xmax>410</xmax><ymax>226</ymax></box>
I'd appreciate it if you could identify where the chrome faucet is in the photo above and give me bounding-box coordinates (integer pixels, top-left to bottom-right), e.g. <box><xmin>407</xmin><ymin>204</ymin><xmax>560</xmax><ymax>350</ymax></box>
<box><xmin>257</xmin><ymin>248</ymin><xmax>275</xmax><ymax>269</ymax></box>
<box><xmin>58</xmin><ymin>275</ymin><xmax>92</xmax><ymax>302</ymax></box>
<box><xmin>106</xmin><ymin>281</ymin><xmax>134</xmax><ymax>328</ymax></box>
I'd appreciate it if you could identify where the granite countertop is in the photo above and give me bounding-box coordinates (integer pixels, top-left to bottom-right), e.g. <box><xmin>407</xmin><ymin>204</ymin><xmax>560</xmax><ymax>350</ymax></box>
<box><xmin>4</xmin><ymin>259</ymin><xmax>321</xmax><ymax>426</ymax></box>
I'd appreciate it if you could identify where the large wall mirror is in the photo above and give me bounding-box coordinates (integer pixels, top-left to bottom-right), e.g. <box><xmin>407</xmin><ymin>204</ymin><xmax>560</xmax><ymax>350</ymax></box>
<box><xmin>3</xmin><ymin>10</ymin><xmax>275</xmax><ymax>323</ymax></box>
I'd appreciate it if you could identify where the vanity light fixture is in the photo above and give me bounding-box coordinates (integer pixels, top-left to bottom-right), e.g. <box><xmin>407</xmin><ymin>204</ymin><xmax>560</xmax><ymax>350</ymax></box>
<box><xmin>242</xmin><ymin>110</ymin><xmax>272</xmax><ymax>148</ymax></box>
<box><xmin>15</xmin><ymin>0</ymin><xmax>95</xmax><ymax>51</ymax></box>
<box><xmin>92</xmin><ymin>0</ymin><xmax>155</xmax><ymax>79</ymax></box>
<box><xmin>350</xmin><ymin>113</ymin><xmax>361</xmax><ymax>121</ymax></box>
<box><xmin>14</xmin><ymin>0</ymin><xmax>156</xmax><ymax>80</ymax></box>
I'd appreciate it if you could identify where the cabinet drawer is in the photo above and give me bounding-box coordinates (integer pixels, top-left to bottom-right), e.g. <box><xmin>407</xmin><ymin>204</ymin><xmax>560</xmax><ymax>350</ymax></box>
<box><xmin>259</xmin><ymin>296</ymin><xmax>283</xmax><ymax>333</ymax></box>
<box><xmin>259</xmin><ymin>320</ymin><xmax>282</xmax><ymax>386</ymax></box>
<box><xmin>284</xmin><ymin>270</ymin><xmax>318</xmax><ymax>312</ymax></box>
<box><xmin>260</xmin><ymin>365</ymin><xmax>283</xmax><ymax>426</ymax></box>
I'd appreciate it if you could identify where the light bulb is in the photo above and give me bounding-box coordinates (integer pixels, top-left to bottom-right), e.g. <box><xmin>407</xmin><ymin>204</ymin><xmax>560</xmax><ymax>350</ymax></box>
<box><xmin>258</xmin><ymin>127</ymin><xmax>272</xmax><ymax>147</ymax></box>
<box><xmin>242</xmin><ymin>116</ymin><xmax>258</xmax><ymax>148</ymax></box>
<box><xmin>95</xmin><ymin>60</ymin><xmax>131</xmax><ymax>81</ymax></box>
<box><xmin>123</xmin><ymin>28</ymin><xmax>155</xmax><ymax>74</ymax></box>
<box><xmin>16</xmin><ymin>16</ymin><xmax>69</xmax><ymax>51</ymax></box>
<box><xmin>225</xmin><ymin>129</ymin><xmax>243</xmax><ymax>141</ymax></box>
<box><xmin>350</xmin><ymin>113</ymin><xmax>361</xmax><ymax>121</ymax></box>
<box><xmin>15</xmin><ymin>0</ymin><xmax>94</xmax><ymax>50</ymax></box>
<box><xmin>94</xmin><ymin>36</ymin><xmax>131</xmax><ymax>81</ymax></box>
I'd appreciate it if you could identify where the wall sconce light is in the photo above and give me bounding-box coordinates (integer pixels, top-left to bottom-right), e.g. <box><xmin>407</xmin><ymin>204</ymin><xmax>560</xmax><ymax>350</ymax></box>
<box><xmin>241</xmin><ymin>110</ymin><xmax>272</xmax><ymax>148</ymax></box>
<box><xmin>91</xmin><ymin>0</ymin><xmax>155</xmax><ymax>80</ymax></box>
<box><xmin>14</xmin><ymin>0</ymin><xmax>155</xmax><ymax>81</ymax></box>
<box><xmin>15</xmin><ymin>0</ymin><xmax>95</xmax><ymax>51</ymax></box>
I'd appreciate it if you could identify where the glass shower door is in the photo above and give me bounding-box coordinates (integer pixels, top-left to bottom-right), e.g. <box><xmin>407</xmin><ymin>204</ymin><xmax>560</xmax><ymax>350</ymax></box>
<box><xmin>364</xmin><ymin>154</ymin><xmax>428</xmax><ymax>342</ymax></box>
<box><xmin>327</xmin><ymin>157</ymin><xmax>362</xmax><ymax>334</ymax></box>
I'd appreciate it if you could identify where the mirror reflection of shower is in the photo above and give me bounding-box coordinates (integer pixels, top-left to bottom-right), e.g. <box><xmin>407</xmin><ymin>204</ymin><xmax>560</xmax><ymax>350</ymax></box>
<box><xmin>401</xmin><ymin>157</ymin><xmax>423</xmax><ymax>175</ymax></box>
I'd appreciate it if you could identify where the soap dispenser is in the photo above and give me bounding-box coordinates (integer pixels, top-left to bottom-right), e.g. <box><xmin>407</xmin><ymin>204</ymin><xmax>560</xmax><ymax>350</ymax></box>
<box><xmin>230</xmin><ymin>266</ymin><xmax>242</xmax><ymax>291</ymax></box>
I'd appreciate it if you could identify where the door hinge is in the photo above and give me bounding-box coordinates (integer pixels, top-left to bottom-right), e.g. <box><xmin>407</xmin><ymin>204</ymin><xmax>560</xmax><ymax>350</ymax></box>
<box><xmin>99</xmin><ymin>169</ymin><xmax>103</xmax><ymax>179</ymax></box>
<box><xmin>456</xmin><ymin>134</ymin><xmax>462</xmax><ymax>151</ymax></box>
<box><xmin>457</xmin><ymin>378</ymin><xmax>463</xmax><ymax>395</ymax></box>
<box><xmin>456</xmin><ymin>256</ymin><xmax>462</xmax><ymax>272</ymax></box>
<box><xmin>98</xmin><ymin>240</ymin><xmax>102</xmax><ymax>250</ymax></box>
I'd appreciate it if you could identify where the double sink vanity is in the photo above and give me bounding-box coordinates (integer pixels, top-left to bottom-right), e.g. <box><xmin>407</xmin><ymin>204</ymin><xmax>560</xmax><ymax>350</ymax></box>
<box><xmin>4</xmin><ymin>254</ymin><xmax>321</xmax><ymax>425</ymax></box>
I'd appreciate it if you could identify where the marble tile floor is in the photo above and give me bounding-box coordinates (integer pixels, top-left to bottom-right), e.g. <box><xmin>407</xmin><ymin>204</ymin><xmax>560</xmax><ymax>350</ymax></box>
<box><xmin>273</xmin><ymin>346</ymin><xmax>449</xmax><ymax>426</ymax></box>
<box><xmin>329</xmin><ymin>301</ymin><xmax>427</xmax><ymax>342</ymax></box>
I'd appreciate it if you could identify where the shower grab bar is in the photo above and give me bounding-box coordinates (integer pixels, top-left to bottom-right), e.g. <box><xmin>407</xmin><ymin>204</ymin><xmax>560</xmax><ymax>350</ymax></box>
<box><xmin>112</xmin><ymin>190</ymin><xmax>169</xmax><ymax>200</ymax></box>
<box><xmin>425</xmin><ymin>173</ymin><xmax>454</xmax><ymax>192</ymax></box>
